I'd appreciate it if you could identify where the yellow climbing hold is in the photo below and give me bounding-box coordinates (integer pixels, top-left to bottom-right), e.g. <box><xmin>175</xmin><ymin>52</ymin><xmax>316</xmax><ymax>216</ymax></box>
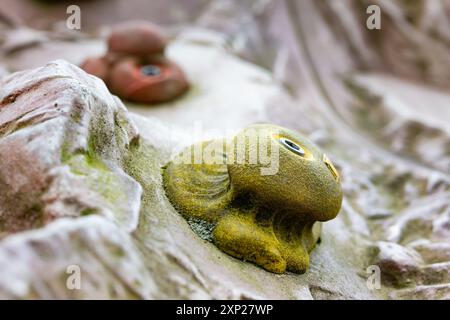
<box><xmin>163</xmin><ymin>124</ymin><xmax>343</xmax><ymax>274</ymax></box>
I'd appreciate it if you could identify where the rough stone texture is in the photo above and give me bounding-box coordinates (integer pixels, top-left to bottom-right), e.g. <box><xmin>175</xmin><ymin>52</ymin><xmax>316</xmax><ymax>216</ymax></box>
<box><xmin>0</xmin><ymin>0</ymin><xmax>450</xmax><ymax>299</ymax></box>
<box><xmin>0</xmin><ymin>60</ymin><xmax>141</xmax><ymax>235</ymax></box>
<box><xmin>0</xmin><ymin>60</ymin><xmax>373</xmax><ymax>299</ymax></box>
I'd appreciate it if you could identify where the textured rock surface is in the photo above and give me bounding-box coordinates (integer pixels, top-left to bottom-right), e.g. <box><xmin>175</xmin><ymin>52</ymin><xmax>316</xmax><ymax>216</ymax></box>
<box><xmin>0</xmin><ymin>60</ymin><xmax>141</xmax><ymax>234</ymax></box>
<box><xmin>0</xmin><ymin>0</ymin><xmax>450</xmax><ymax>300</ymax></box>
<box><xmin>0</xmin><ymin>60</ymin><xmax>373</xmax><ymax>299</ymax></box>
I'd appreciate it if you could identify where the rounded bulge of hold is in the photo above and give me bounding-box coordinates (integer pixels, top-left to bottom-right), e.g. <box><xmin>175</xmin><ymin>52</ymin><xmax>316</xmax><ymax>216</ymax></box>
<box><xmin>227</xmin><ymin>124</ymin><xmax>342</xmax><ymax>222</ymax></box>
<box><xmin>108</xmin><ymin>56</ymin><xmax>189</xmax><ymax>104</ymax></box>
<box><xmin>107</xmin><ymin>20</ymin><xmax>167</xmax><ymax>56</ymax></box>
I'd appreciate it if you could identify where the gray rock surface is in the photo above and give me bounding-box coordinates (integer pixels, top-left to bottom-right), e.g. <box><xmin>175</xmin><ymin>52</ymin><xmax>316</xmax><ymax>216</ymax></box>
<box><xmin>0</xmin><ymin>60</ymin><xmax>141</xmax><ymax>234</ymax></box>
<box><xmin>0</xmin><ymin>0</ymin><xmax>449</xmax><ymax>300</ymax></box>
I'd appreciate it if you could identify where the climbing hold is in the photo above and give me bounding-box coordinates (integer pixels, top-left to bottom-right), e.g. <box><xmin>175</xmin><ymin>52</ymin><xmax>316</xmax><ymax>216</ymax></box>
<box><xmin>107</xmin><ymin>20</ymin><xmax>167</xmax><ymax>55</ymax></box>
<box><xmin>81</xmin><ymin>20</ymin><xmax>189</xmax><ymax>104</ymax></box>
<box><xmin>80</xmin><ymin>57</ymin><xmax>109</xmax><ymax>80</ymax></box>
<box><xmin>108</xmin><ymin>56</ymin><xmax>189</xmax><ymax>104</ymax></box>
<box><xmin>163</xmin><ymin>124</ymin><xmax>343</xmax><ymax>274</ymax></box>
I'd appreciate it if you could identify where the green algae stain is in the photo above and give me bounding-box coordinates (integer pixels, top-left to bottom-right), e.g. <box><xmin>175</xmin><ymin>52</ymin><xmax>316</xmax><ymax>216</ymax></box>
<box><xmin>121</xmin><ymin>139</ymin><xmax>164</xmax><ymax>237</ymax></box>
<box><xmin>81</xmin><ymin>208</ymin><xmax>97</xmax><ymax>216</ymax></box>
<box><xmin>64</xmin><ymin>153</ymin><xmax>126</xmax><ymax>212</ymax></box>
<box><xmin>123</xmin><ymin>142</ymin><xmax>160</xmax><ymax>208</ymax></box>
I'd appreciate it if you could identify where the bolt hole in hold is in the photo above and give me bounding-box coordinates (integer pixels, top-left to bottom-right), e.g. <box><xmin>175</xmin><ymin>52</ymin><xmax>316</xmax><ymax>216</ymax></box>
<box><xmin>141</xmin><ymin>65</ymin><xmax>161</xmax><ymax>76</ymax></box>
<box><xmin>279</xmin><ymin>137</ymin><xmax>305</xmax><ymax>156</ymax></box>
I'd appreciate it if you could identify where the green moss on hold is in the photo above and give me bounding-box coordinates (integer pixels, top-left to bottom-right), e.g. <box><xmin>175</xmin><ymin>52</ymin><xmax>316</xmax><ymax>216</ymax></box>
<box><xmin>163</xmin><ymin>124</ymin><xmax>343</xmax><ymax>274</ymax></box>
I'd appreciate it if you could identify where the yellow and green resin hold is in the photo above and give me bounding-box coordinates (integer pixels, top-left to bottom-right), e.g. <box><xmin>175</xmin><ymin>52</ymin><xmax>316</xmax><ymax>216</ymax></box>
<box><xmin>163</xmin><ymin>124</ymin><xmax>343</xmax><ymax>274</ymax></box>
